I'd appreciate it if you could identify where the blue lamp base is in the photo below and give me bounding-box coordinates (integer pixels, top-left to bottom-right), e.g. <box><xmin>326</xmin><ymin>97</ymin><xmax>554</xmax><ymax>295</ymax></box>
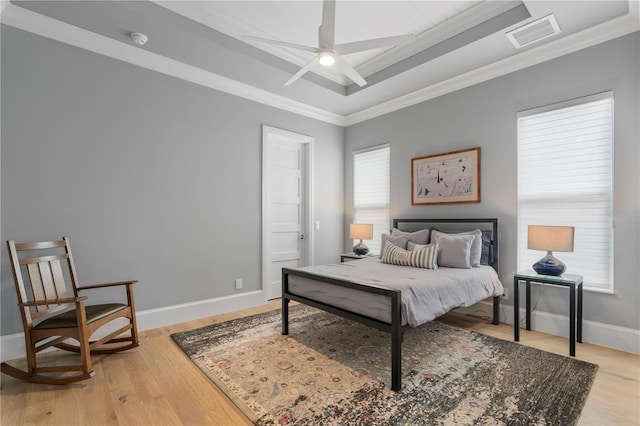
<box><xmin>353</xmin><ymin>240</ymin><xmax>369</xmax><ymax>256</ymax></box>
<box><xmin>532</xmin><ymin>251</ymin><xmax>566</xmax><ymax>276</ymax></box>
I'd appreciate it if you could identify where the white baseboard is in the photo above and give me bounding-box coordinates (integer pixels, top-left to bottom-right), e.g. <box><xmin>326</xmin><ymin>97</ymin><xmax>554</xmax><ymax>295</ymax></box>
<box><xmin>135</xmin><ymin>290</ymin><xmax>266</xmax><ymax>331</ymax></box>
<box><xmin>1</xmin><ymin>290</ymin><xmax>266</xmax><ymax>362</ymax></box>
<box><xmin>3</xmin><ymin>294</ymin><xmax>638</xmax><ymax>362</ymax></box>
<box><xmin>455</xmin><ymin>300</ymin><xmax>640</xmax><ymax>355</ymax></box>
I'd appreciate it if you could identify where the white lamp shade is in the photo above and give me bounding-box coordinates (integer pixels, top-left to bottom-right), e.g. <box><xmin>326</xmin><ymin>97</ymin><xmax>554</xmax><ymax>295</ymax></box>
<box><xmin>350</xmin><ymin>223</ymin><xmax>373</xmax><ymax>240</ymax></box>
<box><xmin>528</xmin><ymin>225</ymin><xmax>575</xmax><ymax>252</ymax></box>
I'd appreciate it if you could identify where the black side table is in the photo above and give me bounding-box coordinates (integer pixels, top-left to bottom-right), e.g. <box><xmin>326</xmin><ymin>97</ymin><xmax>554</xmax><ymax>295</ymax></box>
<box><xmin>340</xmin><ymin>253</ymin><xmax>374</xmax><ymax>262</ymax></box>
<box><xmin>513</xmin><ymin>270</ymin><xmax>583</xmax><ymax>356</ymax></box>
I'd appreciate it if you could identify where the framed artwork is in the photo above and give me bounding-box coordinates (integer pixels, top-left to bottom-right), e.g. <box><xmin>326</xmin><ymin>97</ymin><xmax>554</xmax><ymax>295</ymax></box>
<box><xmin>411</xmin><ymin>147</ymin><xmax>480</xmax><ymax>205</ymax></box>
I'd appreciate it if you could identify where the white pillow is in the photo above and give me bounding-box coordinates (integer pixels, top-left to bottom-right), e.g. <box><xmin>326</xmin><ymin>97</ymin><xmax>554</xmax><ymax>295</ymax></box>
<box><xmin>431</xmin><ymin>229</ymin><xmax>483</xmax><ymax>267</ymax></box>
<box><xmin>381</xmin><ymin>241</ymin><xmax>438</xmax><ymax>269</ymax></box>
<box><xmin>432</xmin><ymin>233</ymin><xmax>474</xmax><ymax>269</ymax></box>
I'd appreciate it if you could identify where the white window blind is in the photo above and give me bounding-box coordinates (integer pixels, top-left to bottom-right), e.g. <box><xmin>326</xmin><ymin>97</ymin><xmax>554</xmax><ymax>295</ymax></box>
<box><xmin>353</xmin><ymin>144</ymin><xmax>390</xmax><ymax>255</ymax></box>
<box><xmin>517</xmin><ymin>92</ymin><xmax>613</xmax><ymax>292</ymax></box>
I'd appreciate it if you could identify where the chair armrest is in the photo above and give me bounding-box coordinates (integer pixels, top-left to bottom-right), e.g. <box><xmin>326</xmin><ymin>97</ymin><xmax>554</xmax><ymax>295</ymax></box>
<box><xmin>77</xmin><ymin>280</ymin><xmax>138</xmax><ymax>291</ymax></box>
<box><xmin>19</xmin><ymin>296</ymin><xmax>88</xmax><ymax>307</ymax></box>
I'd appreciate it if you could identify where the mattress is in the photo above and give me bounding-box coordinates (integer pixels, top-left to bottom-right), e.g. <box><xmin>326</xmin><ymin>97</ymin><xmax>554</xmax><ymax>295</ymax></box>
<box><xmin>287</xmin><ymin>257</ymin><xmax>504</xmax><ymax>327</ymax></box>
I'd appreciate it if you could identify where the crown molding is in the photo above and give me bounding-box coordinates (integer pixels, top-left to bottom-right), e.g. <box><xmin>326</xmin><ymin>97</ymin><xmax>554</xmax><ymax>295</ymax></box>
<box><xmin>345</xmin><ymin>1</ymin><xmax>639</xmax><ymax>126</ymax></box>
<box><xmin>356</xmin><ymin>1</ymin><xmax>526</xmax><ymax>79</ymax></box>
<box><xmin>2</xmin><ymin>2</ymin><xmax>638</xmax><ymax>129</ymax></box>
<box><xmin>0</xmin><ymin>3</ymin><xmax>346</xmax><ymax>127</ymax></box>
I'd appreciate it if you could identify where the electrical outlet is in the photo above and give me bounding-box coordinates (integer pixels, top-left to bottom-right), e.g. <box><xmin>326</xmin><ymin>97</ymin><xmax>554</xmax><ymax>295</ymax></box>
<box><xmin>235</xmin><ymin>278</ymin><xmax>243</xmax><ymax>290</ymax></box>
<box><xmin>502</xmin><ymin>288</ymin><xmax>509</xmax><ymax>300</ymax></box>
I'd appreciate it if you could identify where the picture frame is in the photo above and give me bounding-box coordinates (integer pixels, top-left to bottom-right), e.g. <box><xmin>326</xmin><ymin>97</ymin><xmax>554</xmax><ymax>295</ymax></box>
<box><xmin>411</xmin><ymin>147</ymin><xmax>480</xmax><ymax>205</ymax></box>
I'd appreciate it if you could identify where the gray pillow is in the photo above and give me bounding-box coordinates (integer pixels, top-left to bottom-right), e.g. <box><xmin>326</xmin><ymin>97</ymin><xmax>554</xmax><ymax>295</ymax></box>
<box><xmin>390</xmin><ymin>228</ymin><xmax>430</xmax><ymax>245</ymax></box>
<box><xmin>431</xmin><ymin>229</ymin><xmax>483</xmax><ymax>267</ymax></box>
<box><xmin>432</xmin><ymin>233</ymin><xmax>474</xmax><ymax>269</ymax></box>
<box><xmin>480</xmin><ymin>230</ymin><xmax>491</xmax><ymax>266</ymax></box>
<box><xmin>407</xmin><ymin>241</ymin><xmax>421</xmax><ymax>250</ymax></box>
<box><xmin>379</xmin><ymin>234</ymin><xmax>409</xmax><ymax>259</ymax></box>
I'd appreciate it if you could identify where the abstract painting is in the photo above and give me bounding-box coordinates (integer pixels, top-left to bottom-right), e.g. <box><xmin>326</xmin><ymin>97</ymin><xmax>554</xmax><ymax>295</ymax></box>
<box><xmin>411</xmin><ymin>147</ymin><xmax>480</xmax><ymax>205</ymax></box>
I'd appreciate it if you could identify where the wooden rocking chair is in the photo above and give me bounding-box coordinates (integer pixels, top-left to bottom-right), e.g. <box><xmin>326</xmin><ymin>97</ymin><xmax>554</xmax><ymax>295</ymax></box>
<box><xmin>1</xmin><ymin>237</ymin><xmax>139</xmax><ymax>385</ymax></box>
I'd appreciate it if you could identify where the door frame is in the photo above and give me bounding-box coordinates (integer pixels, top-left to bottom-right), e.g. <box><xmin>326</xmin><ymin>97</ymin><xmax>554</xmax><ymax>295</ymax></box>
<box><xmin>262</xmin><ymin>125</ymin><xmax>314</xmax><ymax>301</ymax></box>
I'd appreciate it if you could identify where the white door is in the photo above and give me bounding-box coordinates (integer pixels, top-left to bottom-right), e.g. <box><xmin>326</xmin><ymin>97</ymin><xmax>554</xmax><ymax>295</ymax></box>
<box><xmin>262</xmin><ymin>126</ymin><xmax>313</xmax><ymax>300</ymax></box>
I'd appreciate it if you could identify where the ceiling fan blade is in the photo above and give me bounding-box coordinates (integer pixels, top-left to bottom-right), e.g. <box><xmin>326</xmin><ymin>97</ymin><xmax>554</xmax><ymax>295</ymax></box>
<box><xmin>284</xmin><ymin>55</ymin><xmax>319</xmax><ymax>86</ymax></box>
<box><xmin>335</xmin><ymin>34</ymin><xmax>415</xmax><ymax>56</ymax></box>
<box><xmin>333</xmin><ymin>57</ymin><xmax>367</xmax><ymax>87</ymax></box>
<box><xmin>319</xmin><ymin>0</ymin><xmax>336</xmax><ymax>49</ymax></box>
<box><xmin>242</xmin><ymin>35</ymin><xmax>319</xmax><ymax>54</ymax></box>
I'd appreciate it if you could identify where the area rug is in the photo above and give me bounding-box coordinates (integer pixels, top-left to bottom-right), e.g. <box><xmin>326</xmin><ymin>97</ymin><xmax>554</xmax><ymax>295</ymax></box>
<box><xmin>171</xmin><ymin>304</ymin><xmax>598</xmax><ymax>425</ymax></box>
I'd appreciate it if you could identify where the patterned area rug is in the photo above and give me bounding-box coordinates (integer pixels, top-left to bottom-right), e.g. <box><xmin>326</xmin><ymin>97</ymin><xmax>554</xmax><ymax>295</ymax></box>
<box><xmin>171</xmin><ymin>304</ymin><xmax>598</xmax><ymax>425</ymax></box>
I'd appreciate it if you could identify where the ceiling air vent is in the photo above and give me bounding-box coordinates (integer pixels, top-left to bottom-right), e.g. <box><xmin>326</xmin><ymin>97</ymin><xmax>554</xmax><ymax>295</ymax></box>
<box><xmin>507</xmin><ymin>14</ymin><xmax>561</xmax><ymax>49</ymax></box>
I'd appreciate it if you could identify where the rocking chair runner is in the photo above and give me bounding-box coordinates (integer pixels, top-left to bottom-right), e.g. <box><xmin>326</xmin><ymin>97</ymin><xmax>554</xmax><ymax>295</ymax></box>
<box><xmin>2</xmin><ymin>237</ymin><xmax>139</xmax><ymax>385</ymax></box>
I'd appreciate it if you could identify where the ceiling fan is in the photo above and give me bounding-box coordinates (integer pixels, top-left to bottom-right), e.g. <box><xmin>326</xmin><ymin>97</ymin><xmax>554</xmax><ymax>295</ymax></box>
<box><xmin>242</xmin><ymin>0</ymin><xmax>415</xmax><ymax>87</ymax></box>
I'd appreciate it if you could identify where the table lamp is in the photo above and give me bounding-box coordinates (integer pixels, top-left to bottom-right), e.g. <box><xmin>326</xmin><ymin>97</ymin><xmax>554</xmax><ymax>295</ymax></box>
<box><xmin>528</xmin><ymin>225</ymin><xmax>575</xmax><ymax>276</ymax></box>
<box><xmin>350</xmin><ymin>223</ymin><xmax>373</xmax><ymax>255</ymax></box>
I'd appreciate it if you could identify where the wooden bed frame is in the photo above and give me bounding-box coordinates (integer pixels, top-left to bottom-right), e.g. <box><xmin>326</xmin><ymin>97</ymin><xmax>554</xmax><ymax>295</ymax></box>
<box><xmin>281</xmin><ymin>218</ymin><xmax>501</xmax><ymax>391</ymax></box>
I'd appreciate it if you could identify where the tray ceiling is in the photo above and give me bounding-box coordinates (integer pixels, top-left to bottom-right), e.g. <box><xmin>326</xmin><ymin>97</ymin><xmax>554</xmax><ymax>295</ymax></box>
<box><xmin>3</xmin><ymin>1</ymin><xmax>638</xmax><ymax>125</ymax></box>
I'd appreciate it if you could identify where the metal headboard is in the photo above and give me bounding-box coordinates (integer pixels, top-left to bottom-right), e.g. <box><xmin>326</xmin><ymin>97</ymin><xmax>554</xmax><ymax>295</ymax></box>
<box><xmin>392</xmin><ymin>218</ymin><xmax>499</xmax><ymax>272</ymax></box>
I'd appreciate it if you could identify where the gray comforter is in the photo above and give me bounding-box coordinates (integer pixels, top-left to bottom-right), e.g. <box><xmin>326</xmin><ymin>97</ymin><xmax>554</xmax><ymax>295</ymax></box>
<box><xmin>287</xmin><ymin>257</ymin><xmax>504</xmax><ymax>327</ymax></box>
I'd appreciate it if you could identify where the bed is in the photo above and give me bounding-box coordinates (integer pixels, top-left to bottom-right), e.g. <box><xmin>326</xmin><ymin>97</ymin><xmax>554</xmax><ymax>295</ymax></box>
<box><xmin>281</xmin><ymin>218</ymin><xmax>504</xmax><ymax>391</ymax></box>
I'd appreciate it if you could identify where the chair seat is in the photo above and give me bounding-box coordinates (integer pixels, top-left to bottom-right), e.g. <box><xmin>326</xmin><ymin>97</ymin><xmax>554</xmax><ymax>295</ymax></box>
<box><xmin>34</xmin><ymin>303</ymin><xmax>128</xmax><ymax>330</ymax></box>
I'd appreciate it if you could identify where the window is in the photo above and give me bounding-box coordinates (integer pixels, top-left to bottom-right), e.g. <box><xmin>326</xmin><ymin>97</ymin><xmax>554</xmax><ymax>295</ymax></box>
<box><xmin>517</xmin><ymin>92</ymin><xmax>613</xmax><ymax>292</ymax></box>
<box><xmin>353</xmin><ymin>144</ymin><xmax>390</xmax><ymax>255</ymax></box>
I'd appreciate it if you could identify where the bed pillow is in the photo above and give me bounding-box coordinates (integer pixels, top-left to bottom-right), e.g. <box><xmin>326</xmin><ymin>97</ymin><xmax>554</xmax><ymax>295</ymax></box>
<box><xmin>381</xmin><ymin>241</ymin><xmax>438</xmax><ymax>269</ymax></box>
<box><xmin>431</xmin><ymin>229</ymin><xmax>483</xmax><ymax>267</ymax></box>
<box><xmin>407</xmin><ymin>241</ymin><xmax>422</xmax><ymax>250</ymax></box>
<box><xmin>378</xmin><ymin>234</ymin><xmax>409</xmax><ymax>259</ymax></box>
<box><xmin>432</xmin><ymin>233</ymin><xmax>474</xmax><ymax>269</ymax></box>
<box><xmin>390</xmin><ymin>228</ymin><xmax>430</xmax><ymax>245</ymax></box>
<box><xmin>480</xmin><ymin>230</ymin><xmax>492</xmax><ymax>266</ymax></box>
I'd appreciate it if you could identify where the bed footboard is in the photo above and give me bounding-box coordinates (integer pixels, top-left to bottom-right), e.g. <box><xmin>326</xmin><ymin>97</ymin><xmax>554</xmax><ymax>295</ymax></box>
<box><xmin>282</xmin><ymin>267</ymin><xmax>404</xmax><ymax>391</ymax></box>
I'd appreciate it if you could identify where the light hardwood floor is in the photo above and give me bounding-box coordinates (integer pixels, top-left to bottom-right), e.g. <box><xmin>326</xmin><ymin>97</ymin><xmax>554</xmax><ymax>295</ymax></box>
<box><xmin>2</xmin><ymin>300</ymin><xmax>639</xmax><ymax>425</ymax></box>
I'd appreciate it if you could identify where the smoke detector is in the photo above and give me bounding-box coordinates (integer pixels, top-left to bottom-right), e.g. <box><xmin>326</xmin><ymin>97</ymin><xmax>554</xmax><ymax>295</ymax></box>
<box><xmin>506</xmin><ymin>14</ymin><xmax>561</xmax><ymax>49</ymax></box>
<box><xmin>130</xmin><ymin>32</ymin><xmax>149</xmax><ymax>46</ymax></box>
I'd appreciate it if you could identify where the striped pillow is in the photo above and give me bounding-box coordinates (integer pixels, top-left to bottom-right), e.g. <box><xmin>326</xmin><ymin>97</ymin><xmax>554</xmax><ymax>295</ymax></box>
<box><xmin>381</xmin><ymin>241</ymin><xmax>438</xmax><ymax>269</ymax></box>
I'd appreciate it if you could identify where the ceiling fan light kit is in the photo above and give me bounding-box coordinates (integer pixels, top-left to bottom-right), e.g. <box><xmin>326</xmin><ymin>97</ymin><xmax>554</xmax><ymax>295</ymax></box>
<box><xmin>318</xmin><ymin>51</ymin><xmax>335</xmax><ymax>66</ymax></box>
<box><xmin>242</xmin><ymin>0</ymin><xmax>414</xmax><ymax>87</ymax></box>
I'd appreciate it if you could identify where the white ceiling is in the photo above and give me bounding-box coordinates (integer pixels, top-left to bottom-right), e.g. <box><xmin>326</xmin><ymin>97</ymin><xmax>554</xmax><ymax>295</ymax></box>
<box><xmin>2</xmin><ymin>1</ymin><xmax>639</xmax><ymax>125</ymax></box>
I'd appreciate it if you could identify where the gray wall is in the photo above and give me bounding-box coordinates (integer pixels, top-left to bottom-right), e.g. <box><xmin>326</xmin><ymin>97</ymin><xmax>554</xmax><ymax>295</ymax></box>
<box><xmin>2</xmin><ymin>21</ymin><xmax>637</xmax><ymax>337</ymax></box>
<box><xmin>345</xmin><ymin>33</ymin><xmax>640</xmax><ymax>330</ymax></box>
<box><xmin>1</xmin><ymin>26</ymin><xmax>344</xmax><ymax>335</ymax></box>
